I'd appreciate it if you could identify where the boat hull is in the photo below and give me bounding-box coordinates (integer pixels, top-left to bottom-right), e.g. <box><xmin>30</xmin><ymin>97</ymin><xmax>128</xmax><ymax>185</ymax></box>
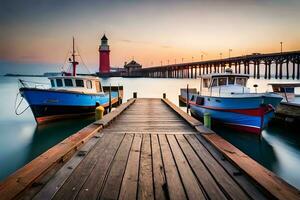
<box><xmin>180</xmin><ymin>92</ymin><xmax>282</xmax><ymax>134</ymax></box>
<box><xmin>190</xmin><ymin>104</ymin><xmax>274</xmax><ymax>134</ymax></box>
<box><xmin>20</xmin><ymin>88</ymin><xmax>121</xmax><ymax>123</ymax></box>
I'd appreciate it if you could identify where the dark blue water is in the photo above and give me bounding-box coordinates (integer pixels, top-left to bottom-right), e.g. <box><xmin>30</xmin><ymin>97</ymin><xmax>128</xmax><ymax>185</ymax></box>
<box><xmin>0</xmin><ymin>76</ymin><xmax>300</xmax><ymax>190</ymax></box>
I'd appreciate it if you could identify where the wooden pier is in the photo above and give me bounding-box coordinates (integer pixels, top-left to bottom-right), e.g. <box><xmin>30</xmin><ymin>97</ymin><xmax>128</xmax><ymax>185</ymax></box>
<box><xmin>0</xmin><ymin>98</ymin><xmax>300</xmax><ymax>200</ymax></box>
<box><xmin>131</xmin><ymin>51</ymin><xmax>300</xmax><ymax>79</ymax></box>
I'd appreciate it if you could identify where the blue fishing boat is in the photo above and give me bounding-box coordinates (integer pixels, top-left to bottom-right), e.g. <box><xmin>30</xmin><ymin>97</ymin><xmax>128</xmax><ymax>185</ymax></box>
<box><xmin>18</xmin><ymin>38</ymin><xmax>123</xmax><ymax>124</ymax></box>
<box><xmin>180</xmin><ymin>68</ymin><xmax>283</xmax><ymax>134</ymax></box>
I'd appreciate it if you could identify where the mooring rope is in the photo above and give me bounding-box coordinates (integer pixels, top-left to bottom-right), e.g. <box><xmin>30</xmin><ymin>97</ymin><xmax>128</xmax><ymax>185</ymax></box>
<box><xmin>14</xmin><ymin>92</ymin><xmax>30</xmax><ymax>115</ymax></box>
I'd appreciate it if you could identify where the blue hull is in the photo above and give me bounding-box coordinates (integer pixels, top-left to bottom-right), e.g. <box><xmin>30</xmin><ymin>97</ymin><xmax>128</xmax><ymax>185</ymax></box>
<box><xmin>181</xmin><ymin>92</ymin><xmax>282</xmax><ymax>134</ymax></box>
<box><xmin>20</xmin><ymin>88</ymin><xmax>120</xmax><ymax>123</ymax></box>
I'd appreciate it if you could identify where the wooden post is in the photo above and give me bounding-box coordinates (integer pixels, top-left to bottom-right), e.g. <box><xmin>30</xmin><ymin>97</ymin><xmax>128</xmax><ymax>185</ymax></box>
<box><xmin>109</xmin><ymin>85</ymin><xmax>112</xmax><ymax>112</ymax></box>
<box><xmin>186</xmin><ymin>84</ymin><xmax>189</xmax><ymax>113</ymax></box>
<box><xmin>117</xmin><ymin>85</ymin><xmax>120</xmax><ymax>106</ymax></box>
<box><xmin>133</xmin><ymin>92</ymin><xmax>137</xmax><ymax>98</ymax></box>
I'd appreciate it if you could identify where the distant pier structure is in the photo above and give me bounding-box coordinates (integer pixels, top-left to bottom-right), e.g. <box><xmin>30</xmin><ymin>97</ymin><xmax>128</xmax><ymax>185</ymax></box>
<box><xmin>132</xmin><ymin>51</ymin><xmax>300</xmax><ymax>79</ymax></box>
<box><xmin>99</xmin><ymin>34</ymin><xmax>110</xmax><ymax>74</ymax></box>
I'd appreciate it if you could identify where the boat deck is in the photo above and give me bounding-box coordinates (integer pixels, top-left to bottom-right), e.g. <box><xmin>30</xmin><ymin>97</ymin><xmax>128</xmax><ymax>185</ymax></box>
<box><xmin>1</xmin><ymin>98</ymin><xmax>299</xmax><ymax>200</ymax></box>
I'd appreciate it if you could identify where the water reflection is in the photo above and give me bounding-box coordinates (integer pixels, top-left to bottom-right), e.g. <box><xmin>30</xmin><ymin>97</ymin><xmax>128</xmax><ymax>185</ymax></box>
<box><xmin>213</xmin><ymin>121</ymin><xmax>300</xmax><ymax>189</ymax></box>
<box><xmin>0</xmin><ymin>117</ymin><xmax>93</xmax><ymax>181</ymax></box>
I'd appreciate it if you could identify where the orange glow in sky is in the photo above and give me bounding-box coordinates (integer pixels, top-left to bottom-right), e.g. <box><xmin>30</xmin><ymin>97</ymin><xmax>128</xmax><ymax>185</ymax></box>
<box><xmin>1</xmin><ymin>0</ymin><xmax>300</xmax><ymax>72</ymax></box>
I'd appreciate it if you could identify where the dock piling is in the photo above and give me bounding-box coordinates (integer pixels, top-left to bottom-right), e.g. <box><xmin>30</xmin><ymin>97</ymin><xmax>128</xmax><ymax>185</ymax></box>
<box><xmin>133</xmin><ymin>92</ymin><xmax>137</xmax><ymax>98</ymax></box>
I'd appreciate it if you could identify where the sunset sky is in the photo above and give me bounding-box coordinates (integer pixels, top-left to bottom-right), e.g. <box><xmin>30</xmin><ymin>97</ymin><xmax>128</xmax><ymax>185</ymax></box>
<box><xmin>1</xmin><ymin>0</ymin><xmax>300</xmax><ymax>74</ymax></box>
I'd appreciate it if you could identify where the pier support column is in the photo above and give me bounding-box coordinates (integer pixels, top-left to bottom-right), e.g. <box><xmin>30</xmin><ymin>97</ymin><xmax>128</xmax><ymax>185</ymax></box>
<box><xmin>275</xmin><ymin>61</ymin><xmax>278</xmax><ymax>79</ymax></box>
<box><xmin>297</xmin><ymin>62</ymin><xmax>300</xmax><ymax>80</ymax></box>
<box><xmin>199</xmin><ymin>65</ymin><xmax>202</xmax><ymax>76</ymax></box>
<box><xmin>257</xmin><ymin>61</ymin><xmax>260</xmax><ymax>79</ymax></box>
<box><xmin>279</xmin><ymin>62</ymin><xmax>283</xmax><ymax>79</ymax></box>
<box><xmin>264</xmin><ymin>61</ymin><xmax>268</xmax><ymax>79</ymax></box>
<box><xmin>286</xmin><ymin>60</ymin><xmax>289</xmax><ymax>79</ymax></box>
<box><xmin>253</xmin><ymin>62</ymin><xmax>256</xmax><ymax>79</ymax></box>
<box><xmin>268</xmin><ymin>61</ymin><xmax>271</xmax><ymax>79</ymax></box>
<box><xmin>292</xmin><ymin>62</ymin><xmax>295</xmax><ymax>79</ymax></box>
<box><xmin>238</xmin><ymin>62</ymin><xmax>241</xmax><ymax>74</ymax></box>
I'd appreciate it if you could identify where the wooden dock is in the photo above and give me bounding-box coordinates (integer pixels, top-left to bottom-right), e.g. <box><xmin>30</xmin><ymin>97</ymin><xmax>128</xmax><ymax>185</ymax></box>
<box><xmin>1</xmin><ymin>98</ymin><xmax>300</xmax><ymax>200</ymax></box>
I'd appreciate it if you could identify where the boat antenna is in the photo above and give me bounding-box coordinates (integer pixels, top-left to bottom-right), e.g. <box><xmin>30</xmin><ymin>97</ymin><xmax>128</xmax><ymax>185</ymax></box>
<box><xmin>70</xmin><ymin>37</ymin><xmax>79</xmax><ymax>76</ymax></box>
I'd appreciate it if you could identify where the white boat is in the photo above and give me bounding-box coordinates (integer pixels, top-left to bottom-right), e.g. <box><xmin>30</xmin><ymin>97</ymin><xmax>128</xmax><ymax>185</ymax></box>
<box><xmin>180</xmin><ymin>68</ymin><xmax>283</xmax><ymax>134</ymax></box>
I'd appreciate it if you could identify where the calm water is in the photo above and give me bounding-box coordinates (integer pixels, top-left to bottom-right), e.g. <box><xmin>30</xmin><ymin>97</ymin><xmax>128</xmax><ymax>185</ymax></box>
<box><xmin>0</xmin><ymin>76</ymin><xmax>300</xmax><ymax>190</ymax></box>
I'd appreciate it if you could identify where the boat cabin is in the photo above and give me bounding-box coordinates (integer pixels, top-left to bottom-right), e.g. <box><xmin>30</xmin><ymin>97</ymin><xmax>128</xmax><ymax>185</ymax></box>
<box><xmin>48</xmin><ymin>76</ymin><xmax>103</xmax><ymax>94</ymax></box>
<box><xmin>268</xmin><ymin>83</ymin><xmax>300</xmax><ymax>102</ymax></box>
<box><xmin>200</xmin><ymin>70</ymin><xmax>250</xmax><ymax>96</ymax></box>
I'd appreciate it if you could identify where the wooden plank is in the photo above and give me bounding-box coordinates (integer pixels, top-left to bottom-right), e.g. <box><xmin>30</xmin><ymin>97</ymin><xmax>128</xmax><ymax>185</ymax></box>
<box><xmin>33</xmin><ymin>133</ymin><xmax>103</xmax><ymax>200</ymax></box>
<box><xmin>52</xmin><ymin>133</ymin><xmax>124</xmax><ymax>200</ymax></box>
<box><xmin>151</xmin><ymin>135</ymin><xmax>167</xmax><ymax>200</ymax></box>
<box><xmin>185</xmin><ymin>134</ymin><xmax>250</xmax><ymax>200</ymax></box>
<box><xmin>75</xmin><ymin>133</ymin><xmax>128</xmax><ymax>200</ymax></box>
<box><xmin>98</xmin><ymin>134</ymin><xmax>134</xmax><ymax>200</ymax></box>
<box><xmin>195</xmin><ymin>134</ymin><xmax>267</xmax><ymax>200</ymax></box>
<box><xmin>0</xmin><ymin>123</ymin><xmax>102</xmax><ymax>200</ymax></box>
<box><xmin>138</xmin><ymin>134</ymin><xmax>154</xmax><ymax>200</ymax></box>
<box><xmin>175</xmin><ymin>134</ymin><xmax>226</xmax><ymax>200</ymax></box>
<box><xmin>161</xmin><ymin>98</ymin><xmax>202</xmax><ymax>127</ymax></box>
<box><xmin>158</xmin><ymin>134</ymin><xmax>187</xmax><ymax>200</ymax></box>
<box><xmin>118</xmin><ymin>134</ymin><xmax>142</xmax><ymax>200</ymax></box>
<box><xmin>94</xmin><ymin>98</ymin><xmax>135</xmax><ymax>126</ymax></box>
<box><xmin>166</xmin><ymin>134</ymin><xmax>205</xmax><ymax>200</ymax></box>
<box><xmin>202</xmin><ymin>133</ymin><xmax>300</xmax><ymax>200</ymax></box>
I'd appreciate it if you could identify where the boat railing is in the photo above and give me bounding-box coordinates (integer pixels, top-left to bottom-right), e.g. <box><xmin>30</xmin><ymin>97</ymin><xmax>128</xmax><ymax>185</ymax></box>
<box><xmin>18</xmin><ymin>79</ymin><xmax>50</xmax><ymax>89</ymax></box>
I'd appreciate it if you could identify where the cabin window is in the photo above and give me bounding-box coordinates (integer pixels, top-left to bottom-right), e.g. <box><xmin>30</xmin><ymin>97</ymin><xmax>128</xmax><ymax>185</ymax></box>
<box><xmin>236</xmin><ymin>77</ymin><xmax>247</xmax><ymax>86</ymax></box>
<box><xmin>86</xmin><ymin>80</ymin><xmax>92</xmax><ymax>89</ymax></box>
<box><xmin>95</xmin><ymin>81</ymin><xmax>101</xmax><ymax>92</ymax></box>
<box><xmin>56</xmin><ymin>79</ymin><xmax>63</xmax><ymax>87</ymax></box>
<box><xmin>50</xmin><ymin>79</ymin><xmax>55</xmax><ymax>87</ymax></box>
<box><xmin>75</xmin><ymin>79</ymin><xmax>84</xmax><ymax>87</ymax></box>
<box><xmin>203</xmin><ymin>79</ymin><xmax>210</xmax><ymax>88</ymax></box>
<box><xmin>228</xmin><ymin>76</ymin><xmax>235</xmax><ymax>85</ymax></box>
<box><xmin>64</xmin><ymin>79</ymin><xmax>73</xmax><ymax>87</ymax></box>
<box><xmin>218</xmin><ymin>77</ymin><xmax>227</xmax><ymax>86</ymax></box>
<box><xmin>211</xmin><ymin>78</ymin><xmax>218</xmax><ymax>87</ymax></box>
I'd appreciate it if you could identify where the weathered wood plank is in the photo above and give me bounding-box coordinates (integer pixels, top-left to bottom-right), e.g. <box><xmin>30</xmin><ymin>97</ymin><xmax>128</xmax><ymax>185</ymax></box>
<box><xmin>32</xmin><ymin>133</ymin><xmax>103</xmax><ymax>200</ymax></box>
<box><xmin>118</xmin><ymin>134</ymin><xmax>142</xmax><ymax>200</ymax></box>
<box><xmin>166</xmin><ymin>134</ymin><xmax>205</xmax><ymax>200</ymax></box>
<box><xmin>138</xmin><ymin>134</ymin><xmax>154</xmax><ymax>200</ymax></box>
<box><xmin>52</xmin><ymin>134</ymin><xmax>124</xmax><ymax>200</ymax></box>
<box><xmin>158</xmin><ymin>135</ymin><xmax>187</xmax><ymax>200</ymax></box>
<box><xmin>151</xmin><ymin>135</ymin><xmax>167</xmax><ymax>200</ymax></box>
<box><xmin>99</xmin><ymin>134</ymin><xmax>134</xmax><ymax>200</ymax></box>
<box><xmin>195</xmin><ymin>134</ymin><xmax>267</xmax><ymax>200</ymax></box>
<box><xmin>202</xmin><ymin>133</ymin><xmax>300</xmax><ymax>200</ymax></box>
<box><xmin>94</xmin><ymin>98</ymin><xmax>135</xmax><ymax>127</ymax></box>
<box><xmin>161</xmin><ymin>98</ymin><xmax>202</xmax><ymax>127</ymax></box>
<box><xmin>185</xmin><ymin>134</ymin><xmax>250</xmax><ymax>200</ymax></box>
<box><xmin>0</xmin><ymin>124</ymin><xmax>102</xmax><ymax>200</ymax></box>
<box><xmin>175</xmin><ymin>134</ymin><xmax>226</xmax><ymax>200</ymax></box>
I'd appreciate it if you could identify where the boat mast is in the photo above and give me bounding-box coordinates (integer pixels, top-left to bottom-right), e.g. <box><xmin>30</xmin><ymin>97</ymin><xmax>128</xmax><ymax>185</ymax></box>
<box><xmin>71</xmin><ymin>37</ymin><xmax>79</xmax><ymax>76</ymax></box>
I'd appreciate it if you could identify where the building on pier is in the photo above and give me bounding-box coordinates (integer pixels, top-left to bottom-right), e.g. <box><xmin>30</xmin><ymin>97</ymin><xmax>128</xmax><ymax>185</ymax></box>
<box><xmin>123</xmin><ymin>60</ymin><xmax>142</xmax><ymax>76</ymax></box>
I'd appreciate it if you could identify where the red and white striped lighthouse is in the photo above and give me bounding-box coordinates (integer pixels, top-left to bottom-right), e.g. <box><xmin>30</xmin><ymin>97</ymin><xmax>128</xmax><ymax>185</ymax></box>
<box><xmin>99</xmin><ymin>34</ymin><xmax>110</xmax><ymax>73</ymax></box>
